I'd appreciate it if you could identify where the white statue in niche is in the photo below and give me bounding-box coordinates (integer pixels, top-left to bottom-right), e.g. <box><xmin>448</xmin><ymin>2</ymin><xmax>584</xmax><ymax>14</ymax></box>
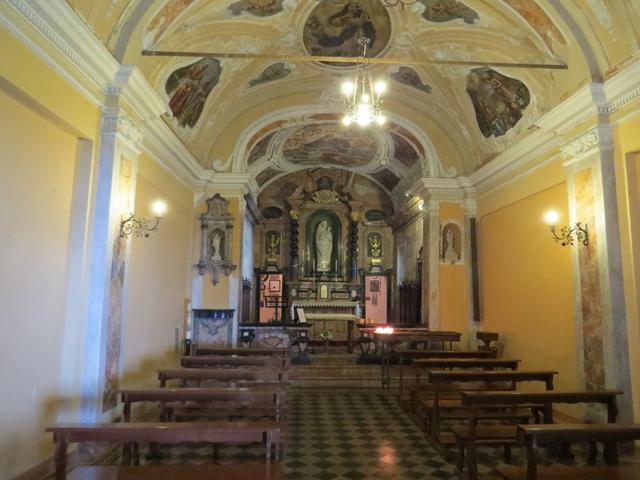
<box><xmin>444</xmin><ymin>228</ymin><xmax>458</xmax><ymax>263</ymax></box>
<box><xmin>315</xmin><ymin>221</ymin><xmax>333</xmax><ymax>272</ymax></box>
<box><xmin>211</xmin><ymin>232</ymin><xmax>222</xmax><ymax>262</ymax></box>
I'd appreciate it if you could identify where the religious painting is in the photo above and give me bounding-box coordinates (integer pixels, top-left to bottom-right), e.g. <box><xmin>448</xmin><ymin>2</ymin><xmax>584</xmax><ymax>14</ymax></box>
<box><xmin>248</xmin><ymin>132</ymin><xmax>275</xmax><ymax>165</ymax></box>
<box><xmin>165</xmin><ymin>58</ymin><xmax>222</xmax><ymax>128</ymax></box>
<box><xmin>303</xmin><ymin>0</ymin><xmax>392</xmax><ymax>66</ymax></box>
<box><xmin>367</xmin><ymin>232</ymin><xmax>383</xmax><ymax>258</ymax></box>
<box><xmin>282</xmin><ymin>125</ymin><xmax>379</xmax><ymax>167</ymax></box>
<box><xmin>143</xmin><ymin>0</ymin><xmax>194</xmax><ymax>48</ymax></box>
<box><xmin>390</xmin><ymin>66</ymin><xmax>432</xmax><ymax>94</ymax></box>
<box><xmin>391</xmin><ymin>133</ymin><xmax>420</xmax><ymax>168</ymax></box>
<box><xmin>256</xmin><ymin>167</ymin><xmax>281</xmax><ymax>186</ymax></box>
<box><xmin>466</xmin><ymin>67</ymin><xmax>530</xmax><ymax>138</ymax></box>
<box><xmin>419</xmin><ymin>0</ymin><xmax>479</xmax><ymax>24</ymax></box>
<box><xmin>371</xmin><ymin>169</ymin><xmax>400</xmax><ymax>191</ymax></box>
<box><xmin>249</xmin><ymin>63</ymin><xmax>292</xmax><ymax>87</ymax></box>
<box><xmin>228</xmin><ymin>0</ymin><xmax>285</xmax><ymax>17</ymax></box>
<box><xmin>441</xmin><ymin>222</ymin><xmax>462</xmax><ymax>264</ymax></box>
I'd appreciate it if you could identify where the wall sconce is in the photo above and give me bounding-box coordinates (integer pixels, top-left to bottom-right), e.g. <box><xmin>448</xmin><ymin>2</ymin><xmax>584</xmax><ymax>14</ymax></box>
<box><xmin>120</xmin><ymin>200</ymin><xmax>167</xmax><ymax>238</ymax></box>
<box><xmin>544</xmin><ymin>210</ymin><xmax>589</xmax><ymax>247</ymax></box>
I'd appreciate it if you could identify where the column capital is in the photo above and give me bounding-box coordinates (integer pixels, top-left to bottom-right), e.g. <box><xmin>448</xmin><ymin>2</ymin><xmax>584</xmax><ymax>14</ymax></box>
<box><xmin>561</xmin><ymin>124</ymin><xmax>614</xmax><ymax>167</ymax></box>
<box><xmin>100</xmin><ymin>108</ymin><xmax>143</xmax><ymax>156</ymax></box>
<box><xmin>462</xmin><ymin>198</ymin><xmax>478</xmax><ymax>217</ymax></box>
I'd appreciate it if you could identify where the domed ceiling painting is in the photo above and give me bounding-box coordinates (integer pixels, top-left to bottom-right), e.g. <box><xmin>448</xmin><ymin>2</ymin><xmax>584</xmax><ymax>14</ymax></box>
<box><xmin>282</xmin><ymin>125</ymin><xmax>380</xmax><ymax>168</ymax></box>
<box><xmin>64</xmin><ymin>0</ymin><xmax>640</xmax><ymax>193</ymax></box>
<box><xmin>303</xmin><ymin>0</ymin><xmax>392</xmax><ymax>63</ymax></box>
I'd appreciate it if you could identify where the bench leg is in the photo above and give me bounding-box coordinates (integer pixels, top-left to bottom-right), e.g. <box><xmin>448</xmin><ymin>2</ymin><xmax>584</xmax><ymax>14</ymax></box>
<box><xmin>466</xmin><ymin>439</ymin><xmax>478</xmax><ymax>480</ymax></box>
<box><xmin>456</xmin><ymin>436</ymin><xmax>465</xmax><ymax>471</ymax></box>
<box><xmin>213</xmin><ymin>443</ymin><xmax>219</xmax><ymax>463</ymax></box>
<box><xmin>122</xmin><ymin>443</ymin><xmax>132</xmax><ymax>466</ymax></box>
<box><xmin>503</xmin><ymin>444</ymin><xmax>512</xmax><ymax>464</ymax></box>
<box><xmin>133</xmin><ymin>443</ymin><xmax>140</xmax><ymax>466</ymax></box>
<box><xmin>54</xmin><ymin>438</ymin><xmax>67</xmax><ymax>480</ymax></box>
<box><xmin>603</xmin><ymin>442</ymin><xmax>619</xmax><ymax>465</ymax></box>
<box><xmin>588</xmin><ymin>442</ymin><xmax>598</xmax><ymax>465</ymax></box>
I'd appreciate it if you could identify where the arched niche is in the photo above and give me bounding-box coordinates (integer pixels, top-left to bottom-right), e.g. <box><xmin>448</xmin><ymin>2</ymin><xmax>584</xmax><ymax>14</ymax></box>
<box><xmin>305</xmin><ymin>209</ymin><xmax>342</xmax><ymax>275</ymax></box>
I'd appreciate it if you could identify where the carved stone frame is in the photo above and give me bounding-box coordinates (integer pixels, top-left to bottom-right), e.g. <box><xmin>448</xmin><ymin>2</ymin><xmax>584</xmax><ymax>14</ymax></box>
<box><xmin>196</xmin><ymin>194</ymin><xmax>237</xmax><ymax>284</ymax></box>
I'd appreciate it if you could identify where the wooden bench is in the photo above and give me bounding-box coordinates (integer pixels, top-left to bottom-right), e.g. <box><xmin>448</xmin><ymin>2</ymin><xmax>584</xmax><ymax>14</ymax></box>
<box><xmin>455</xmin><ymin>390</ymin><xmax>622</xmax><ymax>480</ymax></box>
<box><xmin>423</xmin><ymin>370</ymin><xmax>557</xmax><ymax>438</ymax></box>
<box><xmin>46</xmin><ymin>422</ymin><xmax>281</xmax><ymax>480</ymax></box>
<box><xmin>497</xmin><ymin>423</ymin><xmax>640</xmax><ymax>480</ymax></box>
<box><xmin>476</xmin><ymin>331</ymin><xmax>499</xmax><ymax>351</ymax></box>
<box><xmin>157</xmin><ymin>368</ymin><xmax>286</xmax><ymax>387</ymax></box>
<box><xmin>403</xmin><ymin>358</ymin><xmax>521</xmax><ymax>398</ymax></box>
<box><xmin>180</xmin><ymin>355</ymin><xmax>290</xmax><ymax>369</ymax></box>
<box><xmin>194</xmin><ymin>347</ymin><xmax>289</xmax><ymax>357</ymax></box>
<box><xmin>67</xmin><ymin>464</ymin><xmax>283</xmax><ymax>480</ymax></box>
<box><xmin>120</xmin><ymin>387</ymin><xmax>287</xmax><ymax>422</ymax></box>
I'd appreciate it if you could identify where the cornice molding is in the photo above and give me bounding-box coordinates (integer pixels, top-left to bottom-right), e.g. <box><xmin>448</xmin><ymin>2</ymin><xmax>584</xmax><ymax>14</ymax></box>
<box><xmin>4</xmin><ymin>0</ymin><xmax>204</xmax><ymax>187</ymax></box>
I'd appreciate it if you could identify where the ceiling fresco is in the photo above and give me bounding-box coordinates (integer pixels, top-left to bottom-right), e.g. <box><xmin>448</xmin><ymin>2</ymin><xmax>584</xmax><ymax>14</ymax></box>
<box><xmin>64</xmin><ymin>0</ymin><xmax>640</xmax><ymax>193</ymax></box>
<box><xmin>281</xmin><ymin>125</ymin><xmax>380</xmax><ymax>168</ymax></box>
<box><xmin>302</xmin><ymin>0</ymin><xmax>392</xmax><ymax>63</ymax></box>
<box><xmin>419</xmin><ymin>0</ymin><xmax>479</xmax><ymax>24</ymax></box>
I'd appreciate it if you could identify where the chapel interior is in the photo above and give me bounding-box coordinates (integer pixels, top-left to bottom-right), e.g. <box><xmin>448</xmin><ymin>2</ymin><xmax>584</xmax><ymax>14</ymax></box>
<box><xmin>2</xmin><ymin>1</ymin><xmax>640</xmax><ymax>479</ymax></box>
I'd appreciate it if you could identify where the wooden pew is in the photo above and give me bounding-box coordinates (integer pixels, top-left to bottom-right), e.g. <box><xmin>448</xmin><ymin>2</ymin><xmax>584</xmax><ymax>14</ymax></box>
<box><xmin>67</xmin><ymin>464</ymin><xmax>283</xmax><ymax>480</ymax></box>
<box><xmin>180</xmin><ymin>355</ymin><xmax>289</xmax><ymax>369</ymax></box>
<box><xmin>424</xmin><ymin>370</ymin><xmax>557</xmax><ymax>439</ymax></box>
<box><xmin>157</xmin><ymin>368</ymin><xmax>286</xmax><ymax>387</ymax></box>
<box><xmin>46</xmin><ymin>422</ymin><xmax>281</xmax><ymax>480</ymax></box>
<box><xmin>120</xmin><ymin>387</ymin><xmax>287</xmax><ymax>422</ymax></box>
<box><xmin>194</xmin><ymin>347</ymin><xmax>289</xmax><ymax>357</ymax></box>
<box><xmin>497</xmin><ymin>423</ymin><xmax>640</xmax><ymax>480</ymax></box>
<box><xmin>455</xmin><ymin>390</ymin><xmax>622</xmax><ymax>480</ymax></box>
<box><xmin>403</xmin><ymin>358</ymin><xmax>520</xmax><ymax>398</ymax></box>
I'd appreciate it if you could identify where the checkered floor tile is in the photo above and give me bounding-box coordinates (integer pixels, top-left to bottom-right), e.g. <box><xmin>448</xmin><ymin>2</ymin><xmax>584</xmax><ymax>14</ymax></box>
<box><xmin>85</xmin><ymin>388</ymin><xmax>616</xmax><ymax>479</ymax></box>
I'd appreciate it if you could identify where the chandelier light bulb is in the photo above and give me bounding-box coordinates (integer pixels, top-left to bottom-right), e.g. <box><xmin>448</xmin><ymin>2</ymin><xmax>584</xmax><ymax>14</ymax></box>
<box><xmin>342</xmin><ymin>81</ymin><xmax>354</xmax><ymax>96</ymax></box>
<box><xmin>376</xmin><ymin>114</ymin><xmax>386</xmax><ymax>125</ymax></box>
<box><xmin>374</xmin><ymin>81</ymin><xmax>386</xmax><ymax>94</ymax></box>
<box><xmin>342</xmin><ymin>115</ymin><xmax>352</xmax><ymax>126</ymax></box>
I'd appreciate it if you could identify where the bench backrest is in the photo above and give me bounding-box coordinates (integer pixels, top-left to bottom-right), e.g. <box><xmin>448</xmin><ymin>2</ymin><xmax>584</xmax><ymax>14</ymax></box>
<box><xmin>157</xmin><ymin>368</ymin><xmax>285</xmax><ymax>387</ymax></box>
<box><xmin>395</xmin><ymin>349</ymin><xmax>497</xmax><ymax>359</ymax></box>
<box><xmin>428</xmin><ymin>370</ymin><xmax>557</xmax><ymax>390</ymax></box>
<box><xmin>120</xmin><ymin>387</ymin><xmax>286</xmax><ymax>421</ymax></box>
<box><xmin>181</xmin><ymin>356</ymin><xmax>289</xmax><ymax>369</ymax></box>
<box><xmin>413</xmin><ymin>359</ymin><xmax>519</xmax><ymax>370</ymax></box>
<box><xmin>462</xmin><ymin>390</ymin><xmax>622</xmax><ymax>423</ymax></box>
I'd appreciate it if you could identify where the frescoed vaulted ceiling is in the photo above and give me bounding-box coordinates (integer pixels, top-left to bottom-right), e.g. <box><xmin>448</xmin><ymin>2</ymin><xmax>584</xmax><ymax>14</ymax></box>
<box><xmin>64</xmin><ymin>0</ymin><xmax>640</xmax><ymax>197</ymax></box>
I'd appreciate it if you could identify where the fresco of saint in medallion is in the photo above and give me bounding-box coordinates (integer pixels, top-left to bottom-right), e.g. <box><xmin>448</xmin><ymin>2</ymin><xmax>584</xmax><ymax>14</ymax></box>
<box><xmin>165</xmin><ymin>58</ymin><xmax>222</xmax><ymax>129</ymax></box>
<box><xmin>303</xmin><ymin>0</ymin><xmax>391</xmax><ymax>66</ymax></box>
<box><xmin>466</xmin><ymin>67</ymin><xmax>530</xmax><ymax>138</ymax></box>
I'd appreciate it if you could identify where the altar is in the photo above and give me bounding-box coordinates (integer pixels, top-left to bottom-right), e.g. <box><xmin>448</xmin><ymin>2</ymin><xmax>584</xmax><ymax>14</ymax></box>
<box><xmin>250</xmin><ymin>172</ymin><xmax>393</xmax><ymax>350</ymax></box>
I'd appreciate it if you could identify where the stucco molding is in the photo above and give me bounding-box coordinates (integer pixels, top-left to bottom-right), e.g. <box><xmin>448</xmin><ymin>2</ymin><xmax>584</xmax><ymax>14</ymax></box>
<box><xmin>561</xmin><ymin>124</ymin><xmax>614</xmax><ymax>167</ymax></box>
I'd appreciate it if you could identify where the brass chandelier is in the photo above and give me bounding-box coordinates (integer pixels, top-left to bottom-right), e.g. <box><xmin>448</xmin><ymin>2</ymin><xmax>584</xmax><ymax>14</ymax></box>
<box><xmin>341</xmin><ymin>37</ymin><xmax>387</xmax><ymax>127</ymax></box>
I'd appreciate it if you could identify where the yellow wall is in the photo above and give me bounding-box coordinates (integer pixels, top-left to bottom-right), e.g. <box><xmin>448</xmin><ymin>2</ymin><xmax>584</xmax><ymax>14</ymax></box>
<box><xmin>478</xmin><ymin>178</ymin><xmax>580</xmax><ymax>394</ymax></box>
<box><xmin>439</xmin><ymin>203</ymin><xmax>468</xmax><ymax>341</ymax></box>
<box><xmin>0</xmin><ymin>88</ymin><xmax>83</xmax><ymax>478</ymax></box>
<box><xmin>121</xmin><ymin>154</ymin><xmax>193</xmax><ymax>388</ymax></box>
<box><xmin>613</xmin><ymin>112</ymin><xmax>640</xmax><ymax>421</ymax></box>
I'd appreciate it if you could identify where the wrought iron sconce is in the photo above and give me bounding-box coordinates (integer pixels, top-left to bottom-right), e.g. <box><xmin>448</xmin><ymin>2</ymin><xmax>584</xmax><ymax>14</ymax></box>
<box><xmin>120</xmin><ymin>200</ymin><xmax>167</xmax><ymax>238</ymax></box>
<box><xmin>544</xmin><ymin>210</ymin><xmax>589</xmax><ymax>247</ymax></box>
